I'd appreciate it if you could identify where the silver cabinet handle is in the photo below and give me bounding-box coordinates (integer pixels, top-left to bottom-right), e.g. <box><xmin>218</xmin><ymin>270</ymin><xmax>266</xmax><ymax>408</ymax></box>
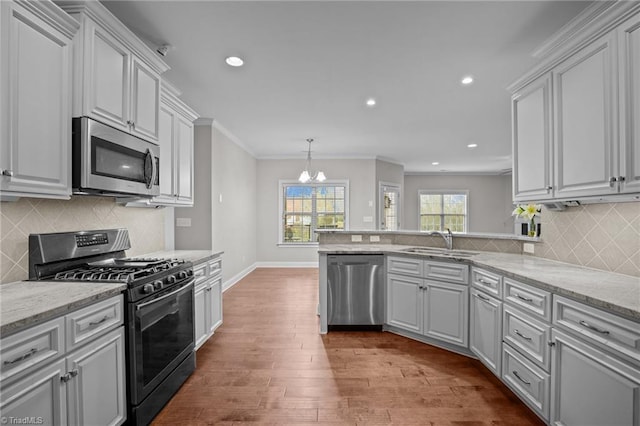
<box><xmin>89</xmin><ymin>315</ymin><xmax>110</xmax><ymax>326</ymax></box>
<box><xmin>514</xmin><ymin>293</ymin><xmax>533</xmax><ymax>303</ymax></box>
<box><xmin>1</xmin><ymin>170</ymin><xmax>14</xmax><ymax>177</ymax></box>
<box><xmin>579</xmin><ymin>320</ymin><xmax>610</xmax><ymax>335</ymax></box>
<box><xmin>69</xmin><ymin>369</ymin><xmax>79</xmax><ymax>378</ymax></box>
<box><xmin>477</xmin><ymin>293</ymin><xmax>491</xmax><ymax>302</ymax></box>
<box><xmin>609</xmin><ymin>176</ymin><xmax>618</xmax><ymax>187</ymax></box>
<box><xmin>477</xmin><ymin>278</ymin><xmax>492</xmax><ymax>287</ymax></box>
<box><xmin>513</xmin><ymin>371</ymin><xmax>531</xmax><ymax>386</ymax></box>
<box><xmin>61</xmin><ymin>373</ymin><xmax>71</xmax><ymax>383</ymax></box>
<box><xmin>514</xmin><ymin>329</ymin><xmax>532</xmax><ymax>341</ymax></box>
<box><xmin>4</xmin><ymin>348</ymin><xmax>38</xmax><ymax>365</ymax></box>
<box><xmin>546</xmin><ymin>185</ymin><xmax>552</xmax><ymax>190</ymax></box>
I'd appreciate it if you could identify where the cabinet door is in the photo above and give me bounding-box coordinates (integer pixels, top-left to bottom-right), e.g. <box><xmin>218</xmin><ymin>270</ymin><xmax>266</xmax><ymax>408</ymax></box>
<box><xmin>619</xmin><ymin>13</ymin><xmax>640</xmax><ymax>193</ymax></box>
<box><xmin>85</xmin><ymin>22</ymin><xmax>130</xmax><ymax>132</ymax></box>
<box><xmin>130</xmin><ymin>57</ymin><xmax>160</xmax><ymax>142</ymax></box>
<box><xmin>66</xmin><ymin>328</ymin><xmax>126</xmax><ymax>426</ymax></box>
<box><xmin>550</xmin><ymin>329</ymin><xmax>640</xmax><ymax>426</ymax></box>
<box><xmin>386</xmin><ymin>274</ymin><xmax>422</xmax><ymax>333</ymax></box>
<box><xmin>0</xmin><ymin>2</ymin><xmax>73</xmax><ymax>198</ymax></box>
<box><xmin>0</xmin><ymin>359</ymin><xmax>67</xmax><ymax>425</ymax></box>
<box><xmin>553</xmin><ymin>33</ymin><xmax>618</xmax><ymax>198</ymax></box>
<box><xmin>512</xmin><ymin>73</ymin><xmax>554</xmax><ymax>201</ymax></box>
<box><xmin>210</xmin><ymin>278</ymin><xmax>223</xmax><ymax>333</ymax></box>
<box><xmin>470</xmin><ymin>289</ymin><xmax>502</xmax><ymax>376</ymax></box>
<box><xmin>194</xmin><ymin>284</ymin><xmax>207</xmax><ymax>349</ymax></box>
<box><xmin>423</xmin><ymin>280</ymin><xmax>468</xmax><ymax>347</ymax></box>
<box><xmin>175</xmin><ymin>114</ymin><xmax>194</xmax><ymax>204</ymax></box>
<box><xmin>156</xmin><ymin>104</ymin><xmax>176</xmax><ymax>202</ymax></box>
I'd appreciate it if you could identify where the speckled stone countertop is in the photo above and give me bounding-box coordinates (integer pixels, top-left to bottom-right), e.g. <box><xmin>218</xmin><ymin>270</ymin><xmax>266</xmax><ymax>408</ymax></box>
<box><xmin>141</xmin><ymin>250</ymin><xmax>223</xmax><ymax>265</ymax></box>
<box><xmin>0</xmin><ymin>281</ymin><xmax>126</xmax><ymax>336</ymax></box>
<box><xmin>319</xmin><ymin>244</ymin><xmax>640</xmax><ymax>322</ymax></box>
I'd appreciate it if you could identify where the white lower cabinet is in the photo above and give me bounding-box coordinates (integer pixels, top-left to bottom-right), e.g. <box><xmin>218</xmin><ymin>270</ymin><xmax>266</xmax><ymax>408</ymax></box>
<box><xmin>194</xmin><ymin>256</ymin><xmax>223</xmax><ymax>349</ymax></box>
<box><xmin>422</xmin><ymin>280</ymin><xmax>468</xmax><ymax>347</ymax></box>
<box><xmin>386</xmin><ymin>273</ymin><xmax>422</xmax><ymax>333</ymax></box>
<box><xmin>469</xmin><ymin>288</ymin><xmax>503</xmax><ymax>376</ymax></box>
<box><xmin>502</xmin><ymin>344</ymin><xmax>550</xmax><ymax>421</ymax></box>
<box><xmin>550</xmin><ymin>328</ymin><xmax>640</xmax><ymax>426</ymax></box>
<box><xmin>0</xmin><ymin>296</ymin><xmax>126</xmax><ymax>426</ymax></box>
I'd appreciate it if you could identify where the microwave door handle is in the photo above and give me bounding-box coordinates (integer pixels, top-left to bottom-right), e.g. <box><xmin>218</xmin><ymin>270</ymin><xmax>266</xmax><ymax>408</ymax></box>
<box><xmin>144</xmin><ymin>149</ymin><xmax>154</xmax><ymax>189</ymax></box>
<box><xmin>151</xmin><ymin>151</ymin><xmax>158</xmax><ymax>189</ymax></box>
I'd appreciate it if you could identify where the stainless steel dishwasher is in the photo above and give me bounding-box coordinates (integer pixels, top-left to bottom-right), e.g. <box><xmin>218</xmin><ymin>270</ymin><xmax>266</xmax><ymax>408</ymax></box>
<box><xmin>327</xmin><ymin>254</ymin><xmax>385</xmax><ymax>328</ymax></box>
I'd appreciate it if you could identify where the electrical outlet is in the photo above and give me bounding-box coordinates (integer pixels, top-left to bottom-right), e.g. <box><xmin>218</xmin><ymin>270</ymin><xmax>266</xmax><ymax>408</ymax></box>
<box><xmin>370</xmin><ymin>235</ymin><xmax>380</xmax><ymax>242</ymax></box>
<box><xmin>523</xmin><ymin>243</ymin><xmax>535</xmax><ymax>254</ymax></box>
<box><xmin>351</xmin><ymin>235</ymin><xmax>363</xmax><ymax>242</ymax></box>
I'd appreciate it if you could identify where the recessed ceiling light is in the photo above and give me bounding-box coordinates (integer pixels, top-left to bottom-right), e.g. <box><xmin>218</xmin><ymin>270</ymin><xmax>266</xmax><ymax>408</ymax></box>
<box><xmin>461</xmin><ymin>75</ymin><xmax>474</xmax><ymax>85</ymax></box>
<box><xmin>467</xmin><ymin>143</ymin><xmax>478</xmax><ymax>148</ymax></box>
<box><xmin>225</xmin><ymin>56</ymin><xmax>244</xmax><ymax>67</ymax></box>
<box><xmin>366</xmin><ymin>98</ymin><xmax>376</xmax><ymax>107</ymax></box>
<box><xmin>432</xmin><ymin>161</ymin><xmax>440</xmax><ymax>166</ymax></box>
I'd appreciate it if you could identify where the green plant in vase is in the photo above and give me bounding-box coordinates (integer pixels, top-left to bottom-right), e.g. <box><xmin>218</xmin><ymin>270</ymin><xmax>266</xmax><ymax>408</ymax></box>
<box><xmin>512</xmin><ymin>203</ymin><xmax>542</xmax><ymax>237</ymax></box>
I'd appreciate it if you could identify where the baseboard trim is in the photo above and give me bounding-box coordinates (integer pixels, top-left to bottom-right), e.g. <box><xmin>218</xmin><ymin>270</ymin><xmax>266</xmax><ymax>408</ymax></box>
<box><xmin>222</xmin><ymin>263</ymin><xmax>257</xmax><ymax>292</ymax></box>
<box><xmin>254</xmin><ymin>261</ymin><xmax>319</xmax><ymax>268</ymax></box>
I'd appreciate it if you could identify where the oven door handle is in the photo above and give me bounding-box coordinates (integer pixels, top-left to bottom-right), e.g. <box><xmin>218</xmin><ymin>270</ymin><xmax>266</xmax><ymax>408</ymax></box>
<box><xmin>136</xmin><ymin>278</ymin><xmax>194</xmax><ymax>311</ymax></box>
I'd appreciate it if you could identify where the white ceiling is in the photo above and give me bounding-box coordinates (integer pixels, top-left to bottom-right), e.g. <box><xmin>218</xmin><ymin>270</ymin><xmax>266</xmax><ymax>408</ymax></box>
<box><xmin>103</xmin><ymin>0</ymin><xmax>590</xmax><ymax>173</ymax></box>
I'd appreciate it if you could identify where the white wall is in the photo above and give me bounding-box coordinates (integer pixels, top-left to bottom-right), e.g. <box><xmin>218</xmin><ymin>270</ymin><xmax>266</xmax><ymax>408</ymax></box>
<box><xmin>403</xmin><ymin>174</ymin><xmax>514</xmax><ymax>233</ymax></box>
<box><xmin>256</xmin><ymin>158</ymin><xmax>376</xmax><ymax>265</ymax></box>
<box><xmin>210</xmin><ymin>124</ymin><xmax>258</xmax><ymax>284</ymax></box>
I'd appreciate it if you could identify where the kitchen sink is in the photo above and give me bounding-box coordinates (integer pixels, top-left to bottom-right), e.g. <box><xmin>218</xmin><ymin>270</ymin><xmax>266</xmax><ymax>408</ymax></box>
<box><xmin>400</xmin><ymin>247</ymin><xmax>478</xmax><ymax>258</ymax></box>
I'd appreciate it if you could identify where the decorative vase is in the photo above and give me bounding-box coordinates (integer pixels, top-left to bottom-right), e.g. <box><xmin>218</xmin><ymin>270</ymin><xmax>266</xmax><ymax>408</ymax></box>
<box><xmin>528</xmin><ymin>219</ymin><xmax>536</xmax><ymax>237</ymax></box>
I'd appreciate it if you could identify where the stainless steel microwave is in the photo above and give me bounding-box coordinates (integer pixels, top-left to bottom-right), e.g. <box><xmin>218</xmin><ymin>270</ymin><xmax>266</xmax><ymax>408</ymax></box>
<box><xmin>72</xmin><ymin>117</ymin><xmax>159</xmax><ymax>198</ymax></box>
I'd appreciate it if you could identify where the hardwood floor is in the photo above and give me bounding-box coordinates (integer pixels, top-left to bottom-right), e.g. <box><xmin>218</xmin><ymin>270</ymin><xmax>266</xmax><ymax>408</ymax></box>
<box><xmin>152</xmin><ymin>268</ymin><xmax>544</xmax><ymax>425</ymax></box>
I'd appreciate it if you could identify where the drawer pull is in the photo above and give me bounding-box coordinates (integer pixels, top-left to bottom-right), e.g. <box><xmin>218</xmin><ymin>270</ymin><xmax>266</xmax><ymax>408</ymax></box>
<box><xmin>4</xmin><ymin>348</ymin><xmax>39</xmax><ymax>365</ymax></box>
<box><xmin>82</xmin><ymin>315</ymin><xmax>111</xmax><ymax>331</ymax></box>
<box><xmin>578</xmin><ymin>320</ymin><xmax>610</xmax><ymax>335</ymax></box>
<box><xmin>477</xmin><ymin>293</ymin><xmax>491</xmax><ymax>302</ymax></box>
<box><xmin>515</xmin><ymin>293</ymin><xmax>533</xmax><ymax>302</ymax></box>
<box><xmin>478</xmin><ymin>278</ymin><xmax>490</xmax><ymax>285</ymax></box>
<box><xmin>513</xmin><ymin>370</ymin><xmax>531</xmax><ymax>386</ymax></box>
<box><xmin>69</xmin><ymin>369</ymin><xmax>78</xmax><ymax>378</ymax></box>
<box><xmin>514</xmin><ymin>329</ymin><xmax>532</xmax><ymax>341</ymax></box>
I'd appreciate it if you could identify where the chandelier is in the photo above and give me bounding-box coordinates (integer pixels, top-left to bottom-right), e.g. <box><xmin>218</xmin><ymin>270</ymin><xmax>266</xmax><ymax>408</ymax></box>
<box><xmin>298</xmin><ymin>138</ymin><xmax>326</xmax><ymax>183</ymax></box>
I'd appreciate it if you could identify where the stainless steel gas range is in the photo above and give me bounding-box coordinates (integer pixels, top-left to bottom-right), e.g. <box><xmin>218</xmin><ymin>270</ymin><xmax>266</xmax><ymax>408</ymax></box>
<box><xmin>28</xmin><ymin>229</ymin><xmax>195</xmax><ymax>426</ymax></box>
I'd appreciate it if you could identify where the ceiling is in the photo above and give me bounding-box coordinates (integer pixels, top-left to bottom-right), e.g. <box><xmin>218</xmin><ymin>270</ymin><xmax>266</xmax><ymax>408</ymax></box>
<box><xmin>103</xmin><ymin>0</ymin><xmax>591</xmax><ymax>173</ymax></box>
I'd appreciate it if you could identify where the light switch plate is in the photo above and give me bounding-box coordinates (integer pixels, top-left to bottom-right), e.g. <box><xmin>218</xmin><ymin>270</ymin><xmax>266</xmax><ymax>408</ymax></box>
<box><xmin>523</xmin><ymin>243</ymin><xmax>535</xmax><ymax>254</ymax></box>
<box><xmin>176</xmin><ymin>218</ymin><xmax>192</xmax><ymax>227</ymax></box>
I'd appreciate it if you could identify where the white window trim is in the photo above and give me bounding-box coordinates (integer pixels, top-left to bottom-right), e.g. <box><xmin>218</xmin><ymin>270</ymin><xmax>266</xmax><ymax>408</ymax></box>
<box><xmin>278</xmin><ymin>179</ymin><xmax>350</xmax><ymax>245</ymax></box>
<box><xmin>418</xmin><ymin>189</ymin><xmax>470</xmax><ymax>232</ymax></box>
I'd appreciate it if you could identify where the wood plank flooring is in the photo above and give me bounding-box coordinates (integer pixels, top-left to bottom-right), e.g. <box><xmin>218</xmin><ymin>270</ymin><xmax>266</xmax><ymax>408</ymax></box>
<box><xmin>152</xmin><ymin>268</ymin><xmax>544</xmax><ymax>425</ymax></box>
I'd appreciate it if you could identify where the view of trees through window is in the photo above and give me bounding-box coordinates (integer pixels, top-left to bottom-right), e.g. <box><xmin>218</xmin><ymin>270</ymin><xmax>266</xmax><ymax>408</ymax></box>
<box><xmin>419</xmin><ymin>192</ymin><xmax>467</xmax><ymax>232</ymax></box>
<box><xmin>283</xmin><ymin>185</ymin><xmax>345</xmax><ymax>243</ymax></box>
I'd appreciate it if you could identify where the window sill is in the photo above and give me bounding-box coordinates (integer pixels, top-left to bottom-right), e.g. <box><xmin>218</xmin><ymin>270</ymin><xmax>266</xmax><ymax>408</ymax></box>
<box><xmin>277</xmin><ymin>242</ymin><xmax>320</xmax><ymax>248</ymax></box>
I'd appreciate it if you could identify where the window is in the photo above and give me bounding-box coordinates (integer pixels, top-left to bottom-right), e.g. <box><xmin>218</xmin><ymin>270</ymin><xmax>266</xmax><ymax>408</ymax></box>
<box><xmin>280</xmin><ymin>182</ymin><xmax>348</xmax><ymax>244</ymax></box>
<box><xmin>419</xmin><ymin>191</ymin><xmax>468</xmax><ymax>232</ymax></box>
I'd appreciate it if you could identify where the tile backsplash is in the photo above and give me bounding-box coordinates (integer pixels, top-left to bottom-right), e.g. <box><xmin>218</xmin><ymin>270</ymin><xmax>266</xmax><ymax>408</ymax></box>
<box><xmin>0</xmin><ymin>196</ymin><xmax>166</xmax><ymax>283</ymax></box>
<box><xmin>535</xmin><ymin>202</ymin><xmax>640</xmax><ymax>277</ymax></box>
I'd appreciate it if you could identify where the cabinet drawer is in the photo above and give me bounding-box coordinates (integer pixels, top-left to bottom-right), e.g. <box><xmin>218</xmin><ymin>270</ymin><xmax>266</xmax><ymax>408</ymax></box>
<box><xmin>471</xmin><ymin>267</ymin><xmax>502</xmax><ymax>298</ymax></box>
<box><xmin>66</xmin><ymin>295</ymin><xmax>123</xmax><ymax>352</ymax></box>
<box><xmin>503</xmin><ymin>305</ymin><xmax>551</xmax><ymax>371</ymax></box>
<box><xmin>1</xmin><ymin>317</ymin><xmax>65</xmax><ymax>383</ymax></box>
<box><xmin>387</xmin><ymin>256</ymin><xmax>423</xmax><ymax>277</ymax></box>
<box><xmin>504</xmin><ymin>278</ymin><xmax>551</xmax><ymax>321</ymax></box>
<box><xmin>553</xmin><ymin>295</ymin><xmax>640</xmax><ymax>364</ymax></box>
<box><xmin>193</xmin><ymin>261</ymin><xmax>208</xmax><ymax>286</ymax></box>
<box><xmin>208</xmin><ymin>257</ymin><xmax>222</xmax><ymax>278</ymax></box>
<box><xmin>502</xmin><ymin>343</ymin><xmax>550</xmax><ymax>421</ymax></box>
<box><xmin>424</xmin><ymin>261</ymin><xmax>468</xmax><ymax>284</ymax></box>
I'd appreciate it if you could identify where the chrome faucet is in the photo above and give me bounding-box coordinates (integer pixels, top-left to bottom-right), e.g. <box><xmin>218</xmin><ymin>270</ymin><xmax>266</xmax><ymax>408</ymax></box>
<box><xmin>429</xmin><ymin>228</ymin><xmax>453</xmax><ymax>250</ymax></box>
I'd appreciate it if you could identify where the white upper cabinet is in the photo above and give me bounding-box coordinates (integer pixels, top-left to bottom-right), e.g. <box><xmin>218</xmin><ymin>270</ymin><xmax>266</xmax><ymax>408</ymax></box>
<box><xmin>59</xmin><ymin>1</ymin><xmax>167</xmax><ymax>142</ymax></box>
<box><xmin>512</xmin><ymin>74</ymin><xmax>553</xmax><ymax>201</ymax></box>
<box><xmin>509</xmin><ymin>3</ymin><xmax>640</xmax><ymax>203</ymax></box>
<box><xmin>553</xmin><ymin>33</ymin><xmax>617</xmax><ymax>199</ymax></box>
<box><xmin>619</xmin><ymin>13</ymin><xmax>640</xmax><ymax>193</ymax></box>
<box><xmin>0</xmin><ymin>1</ymin><xmax>79</xmax><ymax>200</ymax></box>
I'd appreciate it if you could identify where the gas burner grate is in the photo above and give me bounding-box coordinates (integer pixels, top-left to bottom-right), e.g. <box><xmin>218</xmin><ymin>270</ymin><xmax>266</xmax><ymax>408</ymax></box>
<box><xmin>53</xmin><ymin>258</ymin><xmax>185</xmax><ymax>283</ymax></box>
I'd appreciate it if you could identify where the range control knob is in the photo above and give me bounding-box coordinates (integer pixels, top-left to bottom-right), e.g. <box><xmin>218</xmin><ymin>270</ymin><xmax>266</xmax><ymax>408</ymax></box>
<box><xmin>186</xmin><ymin>269</ymin><xmax>193</xmax><ymax>276</ymax></box>
<box><xmin>142</xmin><ymin>283</ymin><xmax>155</xmax><ymax>294</ymax></box>
<box><xmin>177</xmin><ymin>271</ymin><xmax>187</xmax><ymax>279</ymax></box>
<box><xmin>167</xmin><ymin>275</ymin><xmax>176</xmax><ymax>284</ymax></box>
<box><xmin>153</xmin><ymin>280</ymin><xmax>164</xmax><ymax>290</ymax></box>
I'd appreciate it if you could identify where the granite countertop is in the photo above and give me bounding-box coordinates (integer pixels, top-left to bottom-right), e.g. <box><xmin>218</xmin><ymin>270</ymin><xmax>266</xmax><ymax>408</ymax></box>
<box><xmin>0</xmin><ymin>281</ymin><xmax>126</xmax><ymax>336</ymax></box>
<box><xmin>141</xmin><ymin>250</ymin><xmax>223</xmax><ymax>265</ymax></box>
<box><xmin>319</xmin><ymin>244</ymin><xmax>640</xmax><ymax>322</ymax></box>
